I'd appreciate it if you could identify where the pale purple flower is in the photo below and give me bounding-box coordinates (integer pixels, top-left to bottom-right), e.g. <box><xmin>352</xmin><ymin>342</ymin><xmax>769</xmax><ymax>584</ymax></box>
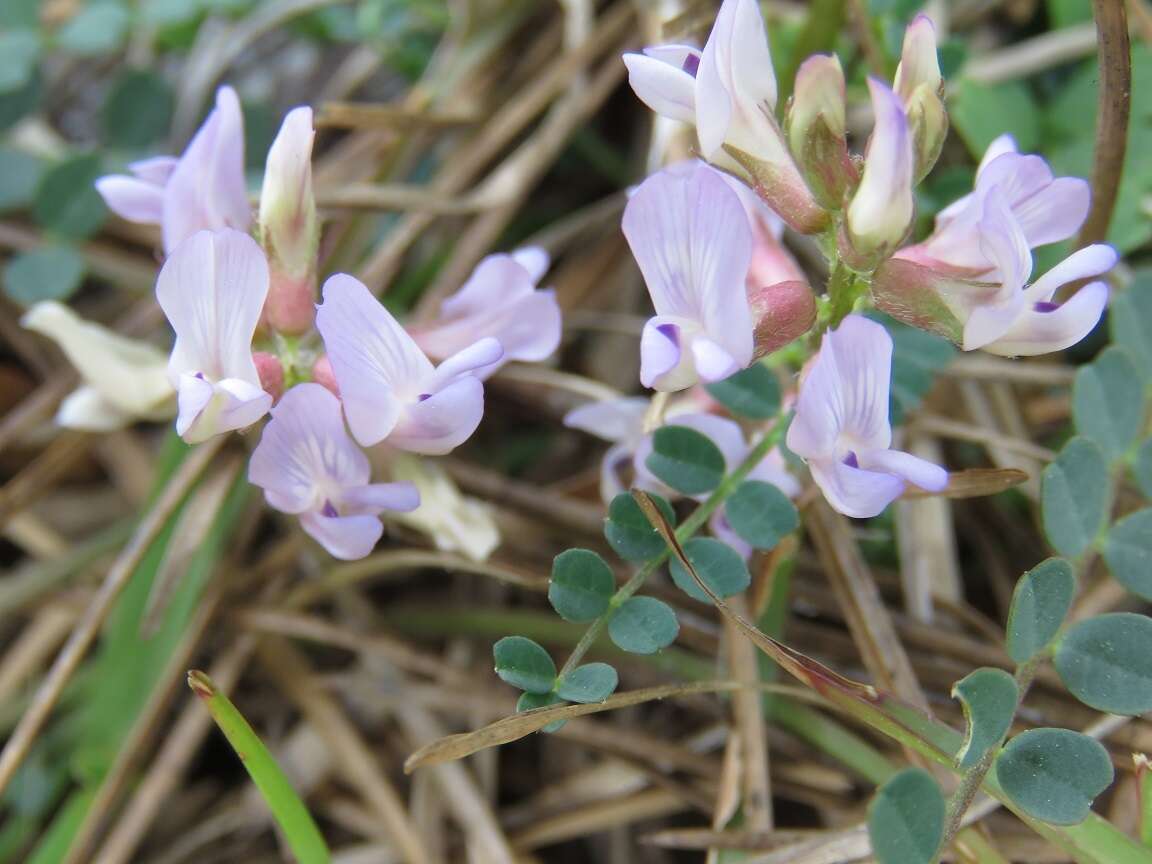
<box><xmin>563</xmin><ymin>396</ymin><xmax>652</xmax><ymax>501</ymax></box>
<box><xmin>314</xmin><ymin>274</ymin><xmax>502</xmax><ymax>454</ymax></box>
<box><xmin>875</xmin><ymin>188</ymin><xmax>1115</xmax><ymax>355</ymax></box>
<box><xmin>624</xmin><ymin>163</ymin><xmax>754</xmax><ymax>392</ymax></box>
<box><xmin>622</xmin><ymin>0</ymin><xmax>824</xmax><ymax>232</ymax></box>
<box><xmin>156</xmin><ymin>229</ymin><xmax>272</xmax><ymax>443</ymax></box>
<box><xmin>249</xmin><ymin>383</ymin><xmax>419</xmax><ymax>560</ymax></box>
<box><xmin>844</xmin><ymin>79</ymin><xmax>914</xmax><ymax>262</ymax></box>
<box><xmin>908</xmin><ymin>134</ymin><xmax>1090</xmax><ymax>270</ymax></box>
<box><xmin>411</xmin><ymin>248</ymin><xmax>561</xmax><ymax>378</ymax></box>
<box><xmin>787</xmin><ymin>315</ymin><xmax>948</xmax><ymax>518</ymax></box>
<box><xmin>96</xmin><ymin>86</ymin><xmax>250</xmax><ymax>254</ymax></box>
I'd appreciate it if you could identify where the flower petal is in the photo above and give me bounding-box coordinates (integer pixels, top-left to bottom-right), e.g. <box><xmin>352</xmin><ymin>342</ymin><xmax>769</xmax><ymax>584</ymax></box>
<box><xmin>95</xmin><ymin>175</ymin><xmax>166</xmax><ymax>224</ymax></box>
<box><xmin>983</xmin><ymin>280</ymin><xmax>1109</xmax><ymax>357</ymax></box>
<box><xmin>1022</xmin><ymin>243</ymin><xmax>1117</xmax><ymax>305</ymax></box>
<box><xmin>858</xmin><ymin>447</ymin><xmax>949</xmax><ymax>491</ymax></box>
<box><xmin>388</xmin><ymin>376</ymin><xmax>485</xmax><ymax>455</ymax></box>
<box><xmin>810</xmin><ymin>458</ymin><xmax>906</xmax><ymax>518</ymax></box>
<box><xmin>564</xmin><ymin>397</ymin><xmax>650</xmax><ymax>444</ymax></box>
<box><xmin>846</xmin><ymin>78</ymin><xmax>913</xmax><ymax>255</ymax></box>
<box><xmin>512</xmin><ymin>246</ymin><xmax>550</xmax><ymax>282</ymax></box>
<box><xmin>342</xmin><ymin>483</ymin><xmax>421</xmax><ymax>514</ymax></box>
<box><xmin>623</xmin><ymin>50</ymin><xmax>698</xmax><ymax>124</ymax></box>
<box><xmin>299</xmin><ymin>511</ymin><xmax>384</xmax><ymax>560</ymax></box>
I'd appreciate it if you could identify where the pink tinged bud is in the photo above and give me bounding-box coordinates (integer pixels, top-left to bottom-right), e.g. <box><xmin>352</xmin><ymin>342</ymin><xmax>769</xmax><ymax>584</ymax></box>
<box><xmin>252</xmin><ymin>351</ymin><xmax>284</xmax><ymax>402</ymax></box>
<box><xmin>314</xmin><ymin>274</ymin><xmax>502</xmax><ymax>454</ymax></box>
<box><xmin>748</xmin><ymin>280</ymin><xmax>816</xmax><ymax>356</ymax></box>
<box><xmin>786</xmin><ymin>315</ymin><xmax>948</xmax><ymax>518</ymax></box>
<box><xmin>787</xmin><ymin>54</ymin><xmax>857</xmax><ymax>209</ymax></box>
<box><xmin>249</xmin><ymin>383</ymin><xmax>420</xmax><ymax>560</ymax></box>
<box><xmin>97</xmin><ymin>87</ymin><xmax>251</xmax><ymax>255</ymax></box>
<box><xmin>412</xmin><ymin>247</ymin><xmax>561</xmax><ymax>379</ymax></box>
<box><xmin>157</xmin><ymin>229</ymin><xmax>272</xmax><ymax>443</ymax></box>
<box><xmin>623</xmin><ymin>0</ymin><xmax>826</xmax><ymax>234</ymax></box>
<box><xmin>894</xmin><ymin>16</ymin><xmax>947</xmax><ymax>182</ymax></box>
<box><xmin>311</xmin><ymin>354</ymin><xmax>339</xmax><ymax>396</ymax></box>
<box><xmin>623</xmin><ymin>163</ymin><xmax>754</xmax><ymax>392</ymax></box>
<box><xmin>844</xmin><ymin>79</ymin><xmax>914</xmax><ymax>266</ymax></box>
<box><xmin>259</xmin><ymin>106</ymin><xmax>318</xmax><ymax>335</ymax></box>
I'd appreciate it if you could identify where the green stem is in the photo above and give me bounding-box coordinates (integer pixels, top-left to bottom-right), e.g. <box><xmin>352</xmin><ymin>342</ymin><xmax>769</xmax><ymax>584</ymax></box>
<box><xmin>557</xmin><ymin>413</ymin><xmax>792</xmax><ymax>678</ymax></box>
<box><xmin>938</xmin><ymin>658</ymin><xmax>1040</xmax><ymax>856</ymax></box>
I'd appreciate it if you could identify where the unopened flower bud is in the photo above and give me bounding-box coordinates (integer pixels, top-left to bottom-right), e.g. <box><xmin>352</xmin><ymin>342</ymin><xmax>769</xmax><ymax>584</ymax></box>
<box><xmin>311</xmin><ymin>354</ymin><xmax>339</xmax><ymax>396</ymax></box>
<box><xmin>253</xmin><ymin>351</ymin><xmax>285</xmax><ymax>402</ymax></box>
<box><xmin>787</xmin><ymin>54</ymin><xmax>857</xmax><ymax>209</ymax></box>
<box><xmin>894</xmin><ymin>15</ymin><xmax>947</xmax><ymax>182</ymax></box>
<box><xmin>259</xmin><ymin>106</ymin><xmax>318</xmax><ymax>334</ymax></box>
<box><xmin>748</xmin><ymin>280</ymin><xmax>816</xmax><ymax>357</ymax></box>
<box><xmin>843</xmin><ymin>79</ymin><xmax>914</xmax><ymax>268</ymax></box>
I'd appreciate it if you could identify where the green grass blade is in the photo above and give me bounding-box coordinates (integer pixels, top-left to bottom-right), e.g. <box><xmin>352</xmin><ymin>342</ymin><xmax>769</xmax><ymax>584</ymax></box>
<box><xmin>188</xmin><ymin>671</ymin><xmax>330</xmax><ymax>864</ymax></box>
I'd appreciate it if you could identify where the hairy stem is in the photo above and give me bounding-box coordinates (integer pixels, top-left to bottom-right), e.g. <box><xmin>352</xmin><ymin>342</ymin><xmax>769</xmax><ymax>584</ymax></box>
<box><xmin>558</xmin><ymin>413</ymin><xmax>792</xmax><ymax>678</ymax></box>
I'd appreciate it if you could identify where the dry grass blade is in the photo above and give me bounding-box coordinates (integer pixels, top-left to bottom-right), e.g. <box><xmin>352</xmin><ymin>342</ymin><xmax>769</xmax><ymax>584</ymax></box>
<box><xmin>902</xmin><ymin>468</ymin><xmax>1029</xmax><ymax>500</ymax></box>
<box><xmin>404</xmin><ymin>682</ymin><xmax>744</xmax><ymax>772</ymax></box>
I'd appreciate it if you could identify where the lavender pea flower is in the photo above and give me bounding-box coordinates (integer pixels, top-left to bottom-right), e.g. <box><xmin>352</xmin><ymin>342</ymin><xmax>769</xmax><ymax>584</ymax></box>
<box><xmin>314</xmin><ymin>274</ymin><xmax>502</xmax><ymax>454</ymax></box>
<box><xmin>249</xmin><ymin>383</ymin><xmax>419</xmax><ymax>560</ymax></box>
<box><xmin>624</xmin><ymin>162</ymin><xmax>755</xmax><ymax>392</ymax></box>
<box><xmin>156</xmin><ymin>229</ymin><xmax>272</xmax><ymax>443</ymax></box>
<box><xmin>97</xmin><ymin>86</ymin><xmax>250</xmax><ymax>255</ymax></box>
<box><xmin>787</xmin><ymin>315</ymin><xmax>948</xmax><ymax>518</ymax></box>
<box><xmin>411</xmin><ymin>248</ymin><xmax>561</xmax><ymax>379</ymax></box>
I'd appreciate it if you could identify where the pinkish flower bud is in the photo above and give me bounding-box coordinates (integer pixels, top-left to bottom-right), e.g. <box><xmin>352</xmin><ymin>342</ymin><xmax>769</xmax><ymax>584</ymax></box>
<box><xmin>748</xmin><ymin>280</ymin><xmax>816</xmax><ymax>357</ymax></box>
<box><xmin>787</xmin><ymin>55</ymin><xmax>857</xmax><ymax>210</ymax></box>
<box><xmin>311</xmin><ymin>354</ymin><xmax>340</xmax><ymax>397</ymax></box>
<box><xmin>259</xmin><ymin>106</ymin><xmax>318</xmax><ymax>334</ymax></box>
<box><xmin>253</xmin><ymin>351</ymin><xmax>285</xmax><ymax>402</ymax></box>
<box><xmin>894</xmin><ymin>16</ymin><xmax>947</xmax><ymax>182</ymax></box>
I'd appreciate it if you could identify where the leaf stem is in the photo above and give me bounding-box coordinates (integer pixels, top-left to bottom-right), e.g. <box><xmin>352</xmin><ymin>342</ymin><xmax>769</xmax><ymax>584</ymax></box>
<box><xmin>557</xmin><ymin>413</ymin><xmax>791</xmax><ymax>678</ymax></box>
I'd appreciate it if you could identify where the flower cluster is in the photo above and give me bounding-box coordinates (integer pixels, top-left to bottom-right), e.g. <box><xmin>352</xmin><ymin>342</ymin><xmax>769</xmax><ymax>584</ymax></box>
<box><xmin>613</xmin><ymin>0</ymin><xmax>1116</xmax><ymax>518</ymax></box>
<box><xmin>25</xmin><ymin>86</ymin><xmax>562</xmax><ymax>560</ymax></box>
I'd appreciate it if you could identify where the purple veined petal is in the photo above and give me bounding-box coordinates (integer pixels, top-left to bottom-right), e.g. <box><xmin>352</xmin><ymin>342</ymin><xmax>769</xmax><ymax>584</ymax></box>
<box><xmin>690</xmin><ymin>336</ymin><xmax>740</xmax><ymax>383</ymax></box>
<box><xmin>128</xmin><ymin>156</ymin><xmax>179</xmax><ymax>185</ymax></box>
<box><xmin>161</xmin><ymin>86</ymin><xmax>251</xmax><ymax>253</ymax></box>
<box><xmin>1023</xmin><ymin>244</ymin><xmax>1118</xmax><ymax>305</ymax></box>
<box><xmin>696</xmin><ymin>0</ymin><xmax>777</xmax><ymax>157</ymax></box>
<box><xmin>983</xmin><ymin>280</ymin><xmax>1109</xmax><ymax>357</ymax></box>
<box><xmin>640</xmin><ymin>317</ymin><xmax>690</xmax><ymax>391</ymax></box>
<box><xmin>315</xmin><ymin>273</ymin><xmax>433</xmax><ymax>446</ymax></box>
<box><xmin>95</xmin><ymin>175</ymin><xmax>166</xmax><ymax>224</ymax></box>
<box><xmin>299</xmin><ymin>510</ymin><xmax>384</xmax><ymax>560</ymax></box>
<box><xmin>440</xmin><ymin>254</ymin><xmax>534</xmax><ymax>319</ymax></box>
<box><xmin>418</xmin><ymin>291</ymin><xmax>558</xmax><ymax>375</ymax></box>
<box><xmin>341</xmin><ymin>482</ymin><xmax>421</xmax><ymax>515</ymax></box>
<box><xmin>846</xmin><ymin>78</ymin><xmax>913</xmax><ymax>253</ymax></box>
<box><xmin>387</xmin><ymin>375</ymin><xmax>485</xmax><ymax>455</ymax></box>
<box><xmin>424</xmin><ymin>337</ymin><xmax>503</xmax><ymax>389</ymax></box>
<box><xmin>857</xmin><ymin>447</ymin><xmax>949</xmax><ymax>492</ymax></box>
<box><xmin>512</xmin><ymin>246</ymin><xmax>550</xmax><ymax>282</ymax></box>
<box><xmin>622</xmin><ymin>52</ymin><xmax>698</xmax><ymax>125</ymax></box>
<box><xmin>975</xmin><ymin>153</ymin><xmax>1053</xmax><ymax>210</ymax></box>
<box><xmin>158</xmin><ymin>229</ymin><xmax>269</xmax><ymax>387</ymax></box>
<box><xmin>976</xmin><ymin>134</ymin><xmax>1019</xmax><ymax>175</ymax></box>
<box><xmin>809</xmin><ymin>458</ymin><xmax>907</xmax><ymax>519</ymax></box>
<box><xmin>564</xmin><ymin>397</ymin><xmax>649</xmax><ymax>444</ymax></box>
<box><xmin>1011</xmin><ymin>177</ymin><xmax>1091</xmax><ymax>248</ymax></box>
<box><xmin>249</xmin><ymin>382</ymin><xmax>371</xmax><ymax>513</ymax></box>
<box><xmin>975</xmin><ymin>193</ymin><xmax>1032</xmax><ymax>292</ymax></box>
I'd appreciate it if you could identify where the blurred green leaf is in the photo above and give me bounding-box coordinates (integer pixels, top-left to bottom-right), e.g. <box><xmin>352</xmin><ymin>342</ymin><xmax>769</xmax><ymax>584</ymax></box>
<box><xmin>1073</xmin><ymin>347</ymin><xmax>1145</xmax><ymax>460</ymax></box>
<box><xmin>669</xmin><ymin>537</ymin><xmax>750</xmax><ymax>603</ymax></box>
<box><xmin>0</xmin><ymin>69</ymin><xmax>40</xmax><ymax>132</ymax></box>
<box><xmin>516</xmin><ymin>691</ymin><xmax>566</xmax><ymax>732</ymax></box>
<box><xmin>725</xmin><ymin>480</ymin><xmax>798</xmax><ymax>550</ymax></box>
<box><xmin>953</xmin><ymin>668</ymin><xmax>1018</xmax><ymax>769</ymax></box>
<box><xmin>0</xmin><ymin>146</ymin><xmax>44</xmax><ymax>212</ymax></box>
<box><xmin>102</xmin><ymin>69</ymin><xmax>175</xmax><ymax>148</ymax></box>
<box><xmin>549</xmin><ymin>549</ymin><xmax>615</xmax><ymax>622</ymax></box>
<box><xmin>1103</xmin><ymin>509</ymin><xmax>1152</xmax><ymax>601</ymax></box>
<box><xmin>867</xmin><ymin>768</ymin><xmax>945</xmax><ymax>864</ymax></box>
<box><xmin>1110</xmin><ymin>272</ymin><xmax>1152</xmax><ymax>382</ymax></box>
<box><xmin>33</xmin><ymin>154</ymin><xmax>107</xmax><ymax>239</ymax></box>
<box><xmin>1134</xmin><ymin>439</ymin><xmax>1152</xmax><ymax>499</ymax></box>
<box><xmin>1005</xmin><ymin>557</ymin><xmax>1075</xmax><ymax>664</ymax></box>
<box><xmin>996</xmin><ymin>729</ymin><xmax>1114</xmax><ymax>825</ymax></box>
<box><xmin>646</xmin><ymin>426</ymin><xmax>726</xmax><ymax>496</ymax></box>
<box><xmin>1055</xmin><ymin>613</ymin><xmax>1152</xmax><ymax>715</ymax></box>
<box><xmin>0</xmin><ymin>29</ymin><xmax>40</xmax><ymax>92</ymax></box>
<box><xmin>1040</xmin><ymin>437</ymin><xmax>1109</xmax><ymax>558</ymax></box>
<box><xmin>493</xmin><ymin>636</ymin><xmax>556</xmax><ymax>694</ymax></box>
<box><xmin>608</xmin><ymin>596</ymin><xmax>678</xmax><ymax>654</ymax></box>
<box><xmin>950</xmin><ymin>78</ymin><xmax>1039</xmax><ymax>157</ymax></box>
<box><xmin>3</xmin><ymin>244</ymin><xmax>85</xmax><ymax>305</ymax></box>
<box><xmin>555</xmin><ymin>663</ymin><xmax>618</xmax><ymax>703</ymax></box>
<box><xmin>604</xmin><ymin>492</ymin><xmax>675</xmax><ymax>562</ymax></box>
<box><xmin>884</xmin><ymin>315</ymin><xmax>956</xmax><ymax>423</ymax></box>
<box><xmin>0</xmin><ymin>0</ymin><xmax>40</xmax><ymax>29</ymax></box>
<box><xmin>1047</xmin><ymin>0</ymin><xmax>1093</xmax><ymax>27</ymax></box>
<box><xmin>56</xmin><ymin>3</ymin><xmax>129</xmax><ymax>56</ymax></box>
<box><xmin>705</xmin><ymin>364</ymin><xmax>781</xmax><ymax>420</ymax></box>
